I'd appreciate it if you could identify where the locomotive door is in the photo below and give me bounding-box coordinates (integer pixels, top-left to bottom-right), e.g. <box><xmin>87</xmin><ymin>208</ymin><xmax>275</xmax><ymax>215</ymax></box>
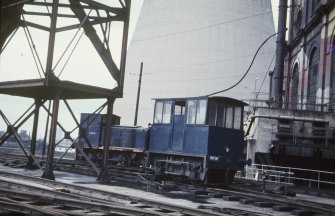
<box><xmin>171</xmin><ymin>100</ymin><xmax>186</xmax><ymax>151</ymax></box>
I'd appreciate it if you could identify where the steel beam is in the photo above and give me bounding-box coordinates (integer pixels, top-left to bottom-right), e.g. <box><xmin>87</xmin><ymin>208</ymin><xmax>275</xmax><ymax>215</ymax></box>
<box><xmin>27</xmin><ymin>99</ymin><xmax>41</xmax><ymax>169</ymax></box>
<box><xmin>98</xmin><ymin>98</ymin><xmax>115</xmax><ymax>184</ymax></box>
<box><xmin>118</xmin><ymin>0</ymin><xmax>131</xmax><ymax>93</ymax></box>
<box><xmin>45</xmin><ymin>0</ymin><xmax>59</xmax><ymax>86</ymax></box>
<box><xmin>42</xmin><ymin>91</ymin><xmax>61</xmax><ymax>180</ymax></box>
<box><xmin>25</xmin><ymin>1</ymin><xmax>125</xmax><ymax>15</ymax></box>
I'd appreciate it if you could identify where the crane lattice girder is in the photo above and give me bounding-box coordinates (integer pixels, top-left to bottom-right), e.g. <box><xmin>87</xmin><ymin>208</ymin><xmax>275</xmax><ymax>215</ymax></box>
<box><xmin>0</xmin><ymin>3</ymin><xmax>23</xmax><ymax>49</ymax></box>
<box><xmin>69</xmin><ymin>0</ymin><xmax>120</xmax><ymax>85</ymax></box>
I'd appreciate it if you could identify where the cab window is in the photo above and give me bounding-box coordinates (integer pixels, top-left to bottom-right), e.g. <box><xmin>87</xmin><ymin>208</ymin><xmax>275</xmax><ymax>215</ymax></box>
<box><xmin>186</xmin><ymin>100</ymin><xmax>197</xmax><ymax>124</ymax></box>
<box><xmin>154</xmin><ymin>101</ymin><xmax>163</xmax><ymax>123</ymax></box>
<box><xmin>208</xmin><ymin>100</ymin><xmax>243</xmax><ymax>130</ymax></box>
<box><xmin>208</xmin><ymin>102</ymin><xmax>217</xmax><ymax>126</ymax></box>
<box><xmin>162</xmin><ymin>101</ymin><xmax>172</xmax><ymax>123</ymax></box>
<box><xmin>174</xmin><ymin>101</ymin><xmax>186</xmax><ymax>115</ymax></box>
<box><xmin>196</xmin><ymin>100</ymin><xmax>207</xmax><ymax>124</ymax></box>
<box><xmin>225</xmin><ymin>106</ymin><xmax>234</xmax><ymax>128</ymax></box>
<box><xmin>234</xmin><ymin>106</ymin><xmax>242</xmax><ymax>129</ymax></box>
<box><xmin>154</xmin><ymin>100</ymin><xmax>172</xmax><ymax>124</ymax></box>
<box><xmin>186</xmin><ymin>99</ymin><xmax>207</xmax><ymax>125</ymax></box>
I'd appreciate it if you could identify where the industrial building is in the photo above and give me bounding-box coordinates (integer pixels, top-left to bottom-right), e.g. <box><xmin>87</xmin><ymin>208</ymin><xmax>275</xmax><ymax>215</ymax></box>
<box><xmin>247</xmin><ymin>0</ymin><xmax>335</xmax><ymax>175</ymax></box>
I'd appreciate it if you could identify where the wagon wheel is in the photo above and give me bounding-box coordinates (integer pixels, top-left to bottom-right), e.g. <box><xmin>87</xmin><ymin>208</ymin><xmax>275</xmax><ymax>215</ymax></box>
<box><xmin>202</xmin><ymin>171</ymin><xmax>209</xmax><ymax>186</ymax></box>
<box><xmin>121</xmin><ymin>154</ymin><xmax>131</xmax><ymax>167</ymax></box>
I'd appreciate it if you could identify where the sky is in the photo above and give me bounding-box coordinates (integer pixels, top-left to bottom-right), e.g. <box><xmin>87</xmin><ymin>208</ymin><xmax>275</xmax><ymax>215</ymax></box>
<box><xmin>0</xmin><ymin>0</ymin><xmax>282</xmax><ymax>139</ymax></box>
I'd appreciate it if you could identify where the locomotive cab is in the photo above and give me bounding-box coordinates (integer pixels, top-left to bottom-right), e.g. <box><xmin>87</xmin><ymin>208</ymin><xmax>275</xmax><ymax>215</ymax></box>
<box><xmin>149</xmin><ymin>96</ymin><xmax>248</xmax><ymax>184</ymax></box>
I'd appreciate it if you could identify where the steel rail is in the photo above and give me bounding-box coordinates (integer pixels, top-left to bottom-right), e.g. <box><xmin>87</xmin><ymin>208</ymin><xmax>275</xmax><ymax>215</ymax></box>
<box><xmin>201</xmin><ymin>184</ymin><xmax>335</xmax><ymax>215</ymax></box>
<box><xmin>0</xmin><ymin>197</ymin><xmax>66</xmax><ymax>216</ymax></box>
<box><xmin>0</xmin><ymin>170</ymin><xmax>227</xmax><ymax>216</ymax></box>
<box><xmin>2</xmin><ymin>154</ymin><xmax>334</xmax><ymax>215</ymax></box>
<box><xmin>0</xmin><ymin>187</ymin><xmax>161</xmax><ymax>216</ymax></box>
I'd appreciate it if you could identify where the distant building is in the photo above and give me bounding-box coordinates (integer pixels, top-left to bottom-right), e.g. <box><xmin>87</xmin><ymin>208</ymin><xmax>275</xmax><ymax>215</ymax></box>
<box><xmin>0</xmin><ymin>129</ymin><xmax>31</xmax><ymax>151</ymax></box>
<box><xmin>18</xmin><ymin>130</ymin><xmax>30</xmax><ymax>142</ymax></box>
<box><xmin>247</xmin><ymin>1</ymin><xmax>335</xmax><ymax>174</ymax></box>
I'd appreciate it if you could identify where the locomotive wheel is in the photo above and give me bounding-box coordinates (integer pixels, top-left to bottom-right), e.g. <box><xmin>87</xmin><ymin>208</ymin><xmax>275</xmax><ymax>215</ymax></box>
<box><xmin>224</xmin><ymin>170</ymin><xmax>236</xmax><ymax>184</ymax></box>
<box><xmin>202</xmin><ymin>172</ymin><xmax>209</xmax><ymax>186</ymax></box>
<box><xmin>202</xmin><ymin>170</ymin><xmax>236</xmax><ymax>185</ymax></box>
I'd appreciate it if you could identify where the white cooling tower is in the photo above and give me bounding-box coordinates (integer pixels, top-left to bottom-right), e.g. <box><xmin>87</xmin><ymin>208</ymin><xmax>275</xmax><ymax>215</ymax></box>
<box><xmin>115</xmin><ymin>0</ymin><xmax>276</xmax><ymax>125</ymax></box>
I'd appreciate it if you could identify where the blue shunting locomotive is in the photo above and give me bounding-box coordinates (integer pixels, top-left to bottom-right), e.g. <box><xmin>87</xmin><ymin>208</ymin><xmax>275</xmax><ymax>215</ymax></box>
<box><xmin>78</xmin><ymin>96</ymin><xmax>251</xmax><ymax>184</ymax></box>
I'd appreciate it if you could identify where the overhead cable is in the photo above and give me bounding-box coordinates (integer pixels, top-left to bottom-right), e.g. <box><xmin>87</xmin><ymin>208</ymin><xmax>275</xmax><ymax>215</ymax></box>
<box><xmin>205</xmin><ymin>29</ymin><xmax>287</xmax><ymax>97</ymax></box>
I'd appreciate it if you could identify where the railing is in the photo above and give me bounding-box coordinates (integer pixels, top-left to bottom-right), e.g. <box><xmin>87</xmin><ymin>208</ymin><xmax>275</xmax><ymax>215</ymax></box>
<box><xmin>244</xmin><ymin>94</ymin><xmax>335</xmax><ymax>113</ymax></box>
<box><xmin>236</xmin><ymin>164</ymin><xmax>335</xmax><ymax>190</ymax></box>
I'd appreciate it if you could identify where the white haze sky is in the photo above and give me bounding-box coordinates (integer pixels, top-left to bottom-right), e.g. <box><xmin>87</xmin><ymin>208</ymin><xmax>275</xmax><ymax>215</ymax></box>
<box><xmin>0</xmin><ymin>0</ymin><xmax>281</xmax><ymax>139</ymax></box>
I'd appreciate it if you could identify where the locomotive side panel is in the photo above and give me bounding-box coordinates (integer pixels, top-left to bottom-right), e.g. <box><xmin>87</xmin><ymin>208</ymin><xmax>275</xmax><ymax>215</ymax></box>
<box><xmin>207</xmin><ymin>127</ymin><xmax>245</xmax><ymax>170</ymax></box>
<box><xmin>183</xmin><ymin>125</ymin><xmax>209</xmax><ymax>155</ymax></box>
<box><xmin>149</xmin><ymin>125</ymin><xmax>170</xmax><ymax>152</ymax></box>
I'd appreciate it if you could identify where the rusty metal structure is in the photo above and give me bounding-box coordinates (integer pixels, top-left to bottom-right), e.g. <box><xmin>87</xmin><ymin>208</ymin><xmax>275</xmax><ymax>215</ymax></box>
<box><xmin>0</xmin><ymin>0</ymin><xmax>131</xmax><ymax>182</ymax></box>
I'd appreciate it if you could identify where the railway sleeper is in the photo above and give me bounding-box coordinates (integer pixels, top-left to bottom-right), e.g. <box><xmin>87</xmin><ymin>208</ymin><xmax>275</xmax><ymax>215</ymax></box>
<box><xmin>291</xmin><ymin>209</ymin><xmax>317</xmax><ymax>216</ymax></box>
<box><xmin>239</xmin><ymin>198</ymin><xmax>255</xmax><ymax>204</ymax></box>
<box><xmin>222</xmin><ymin>195</ymin><xmax>241</xmax><ymax>201</ymax></box>
<box><xmin>272</xmin><ymin>205</ymin><xmax>295</xmax><ymax>212</ymax></box>
<box><xmin>253</xmin><ymin>201</ymin><xmax>274</xmax><ymax>208</ymax></box>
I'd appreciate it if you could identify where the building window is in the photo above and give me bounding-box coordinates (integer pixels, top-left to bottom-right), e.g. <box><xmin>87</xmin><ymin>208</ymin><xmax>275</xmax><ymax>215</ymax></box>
<box><xmin>294</xmin><ymin>10</ymin><xmax>302</xmax><ymax>35</ymax></box>
<box><xmin>311</xmin><ymin>0</ymin><xmax>320</xmax><ymax>13</ymax></box>
<box><xmin>291</xmin><ymin>63</ymin><xmax>299</xmax><ymax>109</ymax></box>
<box><xmin>307</xmin><ymin>48</ymin><xmax>319</xmax><ymax>110</ymax></box>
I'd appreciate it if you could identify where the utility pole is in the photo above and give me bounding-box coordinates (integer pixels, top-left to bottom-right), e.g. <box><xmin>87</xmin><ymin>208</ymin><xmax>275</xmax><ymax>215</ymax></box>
<box><xmin>134</xmin><ymin>62</ymin><xmax>143</xmax><ymax>126</ymax></box>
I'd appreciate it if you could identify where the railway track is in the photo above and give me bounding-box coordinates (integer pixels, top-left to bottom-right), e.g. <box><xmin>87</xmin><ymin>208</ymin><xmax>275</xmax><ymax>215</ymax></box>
<box><xmin>0</xmin><ymin>169</ymin><xmax>228</xmax><ymax>216</ymax></box>
<box><xmin>0</xmin><ymin>151</ymin><xmax>335</xmax><ymax>215</ymax></box>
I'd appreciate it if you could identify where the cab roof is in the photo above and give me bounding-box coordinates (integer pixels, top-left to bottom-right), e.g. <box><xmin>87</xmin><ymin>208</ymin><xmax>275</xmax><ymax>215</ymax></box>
<box><xmin>152</xmin><ymin>96</ymin><xmax>248</xmax><ymax>106</ymax></box>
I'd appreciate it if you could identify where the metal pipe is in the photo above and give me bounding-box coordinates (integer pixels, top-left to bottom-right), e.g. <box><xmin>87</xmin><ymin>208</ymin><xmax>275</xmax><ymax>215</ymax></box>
<box><xmin>251</xmin><ymin>114</ymin><xmax>329</xmax><ymax>123</ymax></box>
<box><xmin>273</xmin><ymin>0</ymin><xmax>288</xmax><ymax>108</ymax></box>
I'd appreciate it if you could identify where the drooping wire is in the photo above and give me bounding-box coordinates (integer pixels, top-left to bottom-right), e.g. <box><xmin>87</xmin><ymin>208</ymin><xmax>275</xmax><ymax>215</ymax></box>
<box><xmin>256</xmin><ymin>52</ymin><xmax>276</xmax><ymax>96</ymax></box>
<box><xmin>57</xmin><ymin>30</ymin><xmax>85</xmax><ymax>78</ymax></box>
<box><xmin>53</xmin><ymin>9</ymin><xmax>93</xmax><ymax>74</ymax></box>
<box><xmin>23</xmin><ymin>27</ymin><xmax>42</xmax><ymax>78</ymax></box>
<box><xmin>43</xmin><ymin>0</ymin><xmax>51</xmax><ymax>18</ymax></box>
<box><xmin>205</xmin><ymin>29</ymin><xmax>286</xmax><ymax>97</ymax></box>
<box><xmin>21</xmin><ymin>14</ymin><xmax>46</xmax><ymax>77</ymax></box>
